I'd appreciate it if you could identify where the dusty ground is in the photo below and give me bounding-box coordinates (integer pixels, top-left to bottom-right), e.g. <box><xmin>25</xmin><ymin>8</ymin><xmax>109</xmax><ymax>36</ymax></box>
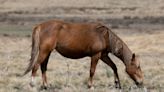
<box><xmin>0</xmin><ymin>0</ymin><xmax>164</xmax><ymax>92</ymax></box>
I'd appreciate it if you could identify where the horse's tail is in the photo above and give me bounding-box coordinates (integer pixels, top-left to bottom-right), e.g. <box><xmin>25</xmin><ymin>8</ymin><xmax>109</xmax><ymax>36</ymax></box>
<box><xmin>23</xmin><ymin>26</ymin><xmax>41</xmax><ymax>75</ymax></box>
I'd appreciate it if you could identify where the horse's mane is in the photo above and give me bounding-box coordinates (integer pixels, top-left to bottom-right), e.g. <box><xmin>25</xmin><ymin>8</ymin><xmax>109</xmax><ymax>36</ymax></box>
<box><xmin>108</xmin><ymin>29</ymin><xmax>133</xmax><ymax>64</ymax></box>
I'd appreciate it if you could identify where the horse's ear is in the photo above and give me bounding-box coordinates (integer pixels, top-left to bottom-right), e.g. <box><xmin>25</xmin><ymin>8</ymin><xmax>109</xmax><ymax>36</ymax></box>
<box><xmin>131</xmin><ymin>53</ymin><xmax>136</xmax><ymax>61</ymax></box>
<box><xmin>96</xmin><ymin>25</ymin><xmax>108</xmax><ymax>35</ymax></box>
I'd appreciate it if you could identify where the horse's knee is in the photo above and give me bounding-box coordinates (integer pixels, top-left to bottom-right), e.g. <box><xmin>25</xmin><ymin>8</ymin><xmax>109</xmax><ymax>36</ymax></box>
<box><xmin>33</xmin><ymin>63</ymin><xmax>40</xmax><ymax>70</ymax></box>
<box><xmin>41</xmin><ymin>65</ymin><xmax>47</xmax><ymax>73</ymax></box>
<box><xmin>90</xmin><ymin>68</ymin><xmax>95</xmax><ymax>77</ymax></box>
<box><xmin>32</xmin><ymin>63</ymin><xmax>40</xmax><ymax>75</ymax></box>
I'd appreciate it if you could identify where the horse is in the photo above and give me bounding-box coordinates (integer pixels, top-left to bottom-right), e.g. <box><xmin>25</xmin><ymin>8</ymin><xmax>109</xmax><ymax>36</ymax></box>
<box><xmin>23</xmin><ymin>20</ymin><xmax>143</xmax><ymax>89</ymax></box>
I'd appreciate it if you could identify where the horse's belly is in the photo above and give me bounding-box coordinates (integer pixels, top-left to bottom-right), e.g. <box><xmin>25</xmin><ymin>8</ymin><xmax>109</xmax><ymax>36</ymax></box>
<box><xmin>56</xmin><ymin>46</ymin><xmax>89</xmax><ymax>59</ymax></box>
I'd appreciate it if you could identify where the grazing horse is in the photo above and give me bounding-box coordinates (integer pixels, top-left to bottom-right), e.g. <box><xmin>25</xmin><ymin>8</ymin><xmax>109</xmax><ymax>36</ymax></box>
<box><xmin>24</xmin><ymin>20</ymin><xmax>143</xmax><ymax>89</ymax></box>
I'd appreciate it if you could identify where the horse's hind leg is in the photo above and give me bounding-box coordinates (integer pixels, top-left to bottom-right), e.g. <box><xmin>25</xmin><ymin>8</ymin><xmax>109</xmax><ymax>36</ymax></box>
<box><xmin>101</xmin><ymin>53</ymin><xmax>121</xmax><ymax>89</ymax></box>
<box><xmin>30</xmin><ymin>48</ymin><xmax>51</xmax><ymax>87</ymax></box>
<box><xmin>88</xmin><ymin>52</ymin><xmax>101</xmax><ymax>89</ymax></box>
<box><xmin>40</xmin><ymin>52</ymin><xmax>51</xmax><ymax>89</ymax></box>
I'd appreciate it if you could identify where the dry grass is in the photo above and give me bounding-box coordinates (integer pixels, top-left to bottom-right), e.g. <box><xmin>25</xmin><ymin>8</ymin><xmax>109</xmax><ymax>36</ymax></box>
<box><xmin>0</xmin><ymin>28</ymin><xmax>164</xmax><ymax>92</ymax></box>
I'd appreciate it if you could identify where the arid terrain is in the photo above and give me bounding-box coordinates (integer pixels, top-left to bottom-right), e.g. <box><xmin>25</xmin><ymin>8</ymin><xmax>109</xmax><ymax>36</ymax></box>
<box><xmin>0</xmin><ymin>0</ymin><xmax>164</xmax><ymax>92</ymax></box>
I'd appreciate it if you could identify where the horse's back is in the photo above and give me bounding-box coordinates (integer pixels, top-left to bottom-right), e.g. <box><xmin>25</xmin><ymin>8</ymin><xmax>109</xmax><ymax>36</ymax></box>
<box><xmin>35</xmin><ymin>20</ymin><xmax>108</xmax><ymax>58</ymax></box>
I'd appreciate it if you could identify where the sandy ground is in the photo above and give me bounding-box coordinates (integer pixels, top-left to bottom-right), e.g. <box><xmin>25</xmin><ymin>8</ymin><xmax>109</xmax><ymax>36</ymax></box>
<box><xmin>0</xmin><ymin>0</ymin><xmax>164</xmax><ymax>92</ymax></box>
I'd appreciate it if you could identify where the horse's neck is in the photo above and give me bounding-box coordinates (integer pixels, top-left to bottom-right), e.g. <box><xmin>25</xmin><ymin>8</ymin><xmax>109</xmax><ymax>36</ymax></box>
<box><xmin>122</xmin><ymin>44</ymin><xmax>133</xmax><ymax>65</ymax></box>
<box><xmin>109</xmin><ymin>30</ymin><xmax>132</xmax><ymax>65</ymax></box>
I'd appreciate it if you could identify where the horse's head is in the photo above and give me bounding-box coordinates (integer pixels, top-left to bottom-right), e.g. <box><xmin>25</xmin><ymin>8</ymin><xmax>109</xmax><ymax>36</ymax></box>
<box><xmin>126</xmin><ymin>53</ymin><xmax>144</xmax><ymax>87</ymax></box>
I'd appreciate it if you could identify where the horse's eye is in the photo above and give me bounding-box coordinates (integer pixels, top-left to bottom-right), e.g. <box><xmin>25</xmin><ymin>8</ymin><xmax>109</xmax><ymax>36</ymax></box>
<box><xmin>137</xmin><ymin>66</ymin><xmax>140</xmax><ymax>69</ymax></box>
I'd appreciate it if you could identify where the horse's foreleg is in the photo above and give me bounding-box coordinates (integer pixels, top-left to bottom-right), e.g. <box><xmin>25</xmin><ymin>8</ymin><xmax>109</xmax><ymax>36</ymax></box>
<box><xmin>40</xmin><ymin>53</ymin><xmax>51</xmax><ymax>89</ymax></box>
<box><xmin>88</xmin><ymin>52</ymin><xmax>101</xmax><ymax>89</ymax></box>
<box><xmin>101</xmin><ymin>54</ymin><xmax>121</xmax><ymax>89</ymax></box>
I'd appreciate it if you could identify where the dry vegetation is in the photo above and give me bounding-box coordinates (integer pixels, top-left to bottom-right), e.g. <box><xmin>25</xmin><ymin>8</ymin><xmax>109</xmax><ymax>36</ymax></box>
<box><xmin>0</xmin><ymin>28</ymin><xmax>163</xmax><ymax>92</ymax></box>
<box><xmin>0</xmin><ymin>0</ymin><xmax>164</xmax><ymax>92</ymax></box>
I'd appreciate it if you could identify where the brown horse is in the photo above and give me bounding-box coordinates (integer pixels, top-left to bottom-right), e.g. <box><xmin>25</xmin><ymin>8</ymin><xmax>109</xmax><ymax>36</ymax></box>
<box><xmin>24</xmin><ymin>20</ymin><xmax>143</xmax><ymax>89</ymax></box>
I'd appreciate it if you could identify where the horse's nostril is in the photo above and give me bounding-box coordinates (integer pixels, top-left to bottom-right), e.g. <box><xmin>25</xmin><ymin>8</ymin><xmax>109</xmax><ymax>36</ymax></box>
<box><xmin>136</xmin><ymin>82</ymin><xmax>139</xmax><ymax>85</ymax></box>
<box><xmin>136</xmin><ymin>81</ymin><xmax>143</xmax><ymax>88</ymax></box>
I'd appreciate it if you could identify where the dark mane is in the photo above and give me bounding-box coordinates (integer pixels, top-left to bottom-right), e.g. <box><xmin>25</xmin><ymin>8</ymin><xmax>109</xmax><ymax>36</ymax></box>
<box><xmin>108</xmin><ymin>29</ymin><xmax>133</xmax><ymax>65</ymax></box>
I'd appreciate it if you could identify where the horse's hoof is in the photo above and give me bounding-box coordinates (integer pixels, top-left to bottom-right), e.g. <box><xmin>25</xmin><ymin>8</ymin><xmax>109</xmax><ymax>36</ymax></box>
<box><xmin>115</xmin><ymin>85</ymin><xmax>122</xmax><ymax>89</ymax></box>
<box><xmin>40</xmin><ymin>85</ymin><xmax>48</xmax><ymax>90</ymax></box>
<box><xmin>115</xmin><ymin>85</ymin><xmax>121</xmax><ymax>89</ymax></box>
<box><xmin>29</xmin><ymin>82</ymin><xmax>35</xmax><ymax>87</ymax></box>
<box><xmin>88</xmin><ymin>85</ymin><xmax>94</xmax><ymax>90</ymax></box>
<box><xmin>89</xmin><ymin>86</ymin><xmax>94</xmax><ymax>90</ymax></box>
<box><xmin>115</xmin><ymin>81</ymin><xmax>121</xmax><ymax>89</ymax></box>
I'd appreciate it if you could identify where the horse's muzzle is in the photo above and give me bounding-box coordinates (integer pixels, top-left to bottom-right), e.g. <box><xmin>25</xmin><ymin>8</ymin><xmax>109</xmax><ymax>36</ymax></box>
<box><xmin>136</xmin><ymin>81</ymin><xmax>143</xmax><ymax>88</ymax></box>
